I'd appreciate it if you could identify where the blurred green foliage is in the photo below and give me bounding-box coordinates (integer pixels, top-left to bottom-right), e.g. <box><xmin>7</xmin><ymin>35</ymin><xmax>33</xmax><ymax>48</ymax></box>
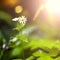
<box><xmin>0</xmin><ymin>11</ymin><xmax>60</xmax><ymax>60</ymax></box>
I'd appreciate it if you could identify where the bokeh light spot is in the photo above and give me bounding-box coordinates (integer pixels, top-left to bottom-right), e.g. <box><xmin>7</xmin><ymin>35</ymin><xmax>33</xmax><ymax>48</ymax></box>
<box><xmin>15</xmin><ymin>5</ymin><xmax>23</xmax><ymax>14</ymax></box>
<box><xmin>4</xmin><ymin>0</ymin><xmax>18</xmax><ymax>7</ymax></box>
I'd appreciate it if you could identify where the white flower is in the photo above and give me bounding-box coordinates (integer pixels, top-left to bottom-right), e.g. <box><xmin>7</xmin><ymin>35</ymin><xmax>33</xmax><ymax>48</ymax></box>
<box><xmin>12</xmin><ymin>16</ymin><xmax>27</xmax><ymax>24</ymax></box>
<box><xmin>2</xmin><ymin>44</ymin><xmax>6</xmax><ymax>48</ymax></box>
<box><xmin>18</xmin><ymin>16</ymin><xmax>27</xmax><ymax>24</ymax></box>
<box><xmin>10</xmin><ymin>37</ymin><xmax>17</xmax><ymax>42</ymax></box>
<box><xmin>12</xmin><ymin>18</ymin><xmax>19</xmax><ymax>21</ymax></box>
<box><xmin>12</xmin><ymin>37</ymin><xmax>17</xmax><ymax>42</ymax></box>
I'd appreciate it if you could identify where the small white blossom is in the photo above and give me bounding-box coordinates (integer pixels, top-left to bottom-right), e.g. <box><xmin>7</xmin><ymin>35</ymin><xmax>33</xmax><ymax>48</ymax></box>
<box><xmin>12</xmin><ymin>16</ymin><xmax>27</xmax><ymax>24</ymax></box>
<box><xmin>18</xmin><ymin>16</ymin><xmax>27</xmax><ymax>24</ymax></box>
<box><xmin>2</xmin><ymin>44</ymin><xmax>6</xmax><ymax>48</ymax></box>
<box><xmin>12</xmin><ymin>37</ymin><xmax>17</xmax><ymax>42</ymax></box>
<box><xmin>12</xmin><ymin>18</ymin><xmax>19</xmax><ymax>21</ymax></box>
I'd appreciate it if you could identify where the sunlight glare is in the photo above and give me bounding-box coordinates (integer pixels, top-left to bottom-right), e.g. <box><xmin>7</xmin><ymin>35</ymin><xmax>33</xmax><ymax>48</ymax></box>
<box><xmin>46</xmin><ymin>0</ymin><xmax>60</xmax><ymax>13</ymax></box>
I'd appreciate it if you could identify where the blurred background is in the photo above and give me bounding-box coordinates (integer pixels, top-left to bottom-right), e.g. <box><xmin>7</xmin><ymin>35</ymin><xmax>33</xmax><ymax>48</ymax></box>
<box><xmin>0</xmin><ymin>0</ymin><xmax>60</xmax><ymax>60</ymax></box>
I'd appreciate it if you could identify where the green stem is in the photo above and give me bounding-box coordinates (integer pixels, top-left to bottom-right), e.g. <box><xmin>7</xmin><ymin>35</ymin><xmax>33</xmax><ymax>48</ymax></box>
<box><xmin>0</xmin><ymin>49</ymin><xmax>5</xmax><ymax>60</ymax></box>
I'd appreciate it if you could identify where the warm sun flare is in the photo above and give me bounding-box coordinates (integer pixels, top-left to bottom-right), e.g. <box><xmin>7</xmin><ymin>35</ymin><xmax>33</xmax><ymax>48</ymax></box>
<box><xmin>45</xmin><ymin>0</ymin><xmax>60</xmax><ymax>13</ymax></box>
